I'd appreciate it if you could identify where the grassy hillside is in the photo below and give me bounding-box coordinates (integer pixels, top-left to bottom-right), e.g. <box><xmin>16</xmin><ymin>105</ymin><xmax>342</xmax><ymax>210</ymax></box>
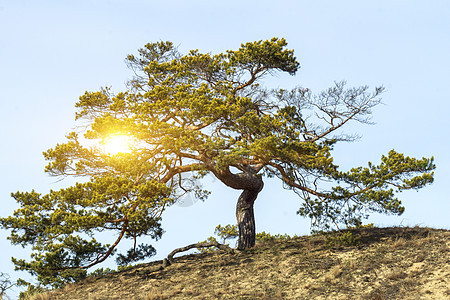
<box><xmin>27</xmin><ymin>227</ymin><xmax>449</xmax><ymax>300</ymax></box>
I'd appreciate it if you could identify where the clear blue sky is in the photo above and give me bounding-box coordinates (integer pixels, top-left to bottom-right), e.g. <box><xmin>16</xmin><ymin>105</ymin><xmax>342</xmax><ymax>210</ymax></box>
<box><xmin>1</xmin><ymin>0</ymin><xmax>449</xmax><ymax>296</ymax></box>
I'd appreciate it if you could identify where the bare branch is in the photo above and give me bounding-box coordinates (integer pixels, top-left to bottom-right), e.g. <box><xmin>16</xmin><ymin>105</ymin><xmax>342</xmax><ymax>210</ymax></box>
<box><xmin>166</xmin><ymin>240</ymin><xmax>234</xmax><ymax>264</ymax></box>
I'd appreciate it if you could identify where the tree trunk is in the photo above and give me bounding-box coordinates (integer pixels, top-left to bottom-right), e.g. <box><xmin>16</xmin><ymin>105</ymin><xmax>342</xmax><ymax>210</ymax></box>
<box><xmin>211</xmin><ymin>167</ymin><xmax>264</xmax><ymax>250</ymax></box>
<box><xmin>236</xmin><ymin>188</ymin><xmax>261</xmax><ymax>250</ymax></box>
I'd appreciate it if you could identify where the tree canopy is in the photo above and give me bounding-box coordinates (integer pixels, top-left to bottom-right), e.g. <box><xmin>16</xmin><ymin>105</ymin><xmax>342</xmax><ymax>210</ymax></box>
<box><xmin>1</xmin><ymin>38</ymin><xmax>435</xmax><ymax>287</ymax></box>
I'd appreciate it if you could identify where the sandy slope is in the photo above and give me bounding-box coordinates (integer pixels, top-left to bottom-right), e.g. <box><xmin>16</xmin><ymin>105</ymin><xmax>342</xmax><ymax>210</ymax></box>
<box><xmin>30</xmin><ymin>227</ymin><xmax>450</xmax><ymax>300</ymax></box>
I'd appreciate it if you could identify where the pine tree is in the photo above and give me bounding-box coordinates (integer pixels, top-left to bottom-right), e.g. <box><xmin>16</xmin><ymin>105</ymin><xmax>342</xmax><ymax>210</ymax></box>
<box><xmin>1</xmin><ymin>38</ymin><xmax>434</xmax><ymax>287</ymax></box>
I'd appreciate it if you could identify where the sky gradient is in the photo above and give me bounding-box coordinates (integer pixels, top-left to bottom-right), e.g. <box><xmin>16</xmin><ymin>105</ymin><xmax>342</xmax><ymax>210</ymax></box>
<box><xmin>1</xmin><ymin>0</ymin><xmax>449</xmax><ymax>296</ymax></box>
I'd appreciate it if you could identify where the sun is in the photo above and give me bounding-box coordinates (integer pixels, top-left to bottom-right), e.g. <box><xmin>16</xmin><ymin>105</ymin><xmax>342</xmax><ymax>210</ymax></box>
<box><xmin>102</xmin><ymin>135</ymin><xmax>133</xmax><ymax>155</ymax></box>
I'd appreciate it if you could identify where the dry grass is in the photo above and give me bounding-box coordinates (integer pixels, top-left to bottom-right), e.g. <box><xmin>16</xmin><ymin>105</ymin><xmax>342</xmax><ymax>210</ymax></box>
<box><xmin>26</xmin><ymin>226</ymin><xmax>450</xmax><ymax>300</ymax></box>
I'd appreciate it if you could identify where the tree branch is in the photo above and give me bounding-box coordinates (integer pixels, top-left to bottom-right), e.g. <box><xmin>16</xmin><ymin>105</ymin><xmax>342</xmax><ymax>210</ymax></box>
<box><xmin>160</xmin><ymin>163</ymin><xmax>205</xmax><ymax>183</ymax></box>
<box><xmin>82</xmin><ymin>219</ymin><xmax>129</xmax><ymax>269</ymax></box>
<box><xmin>232</xmin><ymin>67</ymin><xmax>266</xmax><ymax>94</ymax></box>
<box><xmin>166</xmin><ymin>240</ymin><xmax>234</xmax><ymax>264</ymax></box>
<box><xmin>269</xmin><ymin>162</ymin><xmax>330</xmax><ymax>198</ymax></box>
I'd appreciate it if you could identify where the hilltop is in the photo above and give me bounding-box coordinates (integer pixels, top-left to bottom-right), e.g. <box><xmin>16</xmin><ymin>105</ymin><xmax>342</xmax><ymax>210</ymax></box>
<box><xmin>27</xmin><ymin>227</ymin><xmax>449</xmax><ymax>299</ymax></box>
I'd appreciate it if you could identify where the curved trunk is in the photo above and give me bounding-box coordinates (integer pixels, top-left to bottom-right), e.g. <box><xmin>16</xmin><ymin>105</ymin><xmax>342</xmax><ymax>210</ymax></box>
<box><xmin>236</xmin><ymin>188</ymin><xmax>261</xmax><ymax>250</ymax></box>
<box><xmin>211</xmin><ymin>166</ymin><xmax>263</xmax><ymax>250</ymax></box>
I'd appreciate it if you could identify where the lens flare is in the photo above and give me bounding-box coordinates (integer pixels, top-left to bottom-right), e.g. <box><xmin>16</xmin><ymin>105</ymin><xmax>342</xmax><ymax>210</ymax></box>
<box><xmin>102</xmin><ymin>135</ymin><xmax>133</xmax><ymax>155</ymax></box>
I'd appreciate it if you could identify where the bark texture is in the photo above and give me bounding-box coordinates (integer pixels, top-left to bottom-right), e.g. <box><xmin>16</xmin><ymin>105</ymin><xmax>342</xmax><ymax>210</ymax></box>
<box><xmin>212</xmin><ymin>167</ymin><xmax>264</xmax><ymax>250</ymax></box>
<box><xmin>236</xmin><ymin>180</ymin><xmax>263</xmax><ymax>250</ymax></box>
